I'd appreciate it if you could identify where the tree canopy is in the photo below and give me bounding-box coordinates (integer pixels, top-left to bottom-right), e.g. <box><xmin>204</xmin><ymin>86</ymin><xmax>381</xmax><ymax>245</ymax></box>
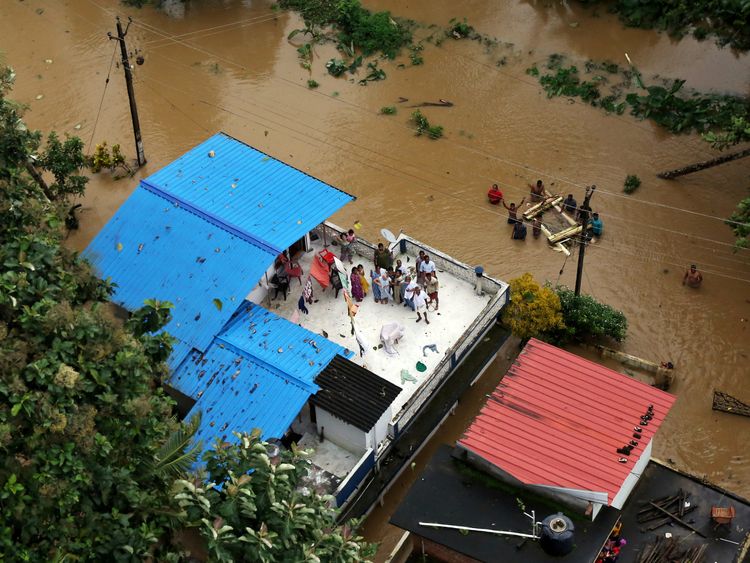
<box><xmin>502</xmin><ymin>274</ymin><xmax>628</xmax><ymax>344</ymax></box>
<box><xmin>501</xmin><ymin>273</ymin><xmax>564</xmax><ymax>341</ymax></box>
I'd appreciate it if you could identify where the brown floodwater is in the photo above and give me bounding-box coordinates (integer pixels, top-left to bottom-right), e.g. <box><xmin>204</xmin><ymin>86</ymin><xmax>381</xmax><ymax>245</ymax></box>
<box><xmin>2</xmin><ymin>0</ymin><xmax>749</xmax><ymax>556</ymax></box>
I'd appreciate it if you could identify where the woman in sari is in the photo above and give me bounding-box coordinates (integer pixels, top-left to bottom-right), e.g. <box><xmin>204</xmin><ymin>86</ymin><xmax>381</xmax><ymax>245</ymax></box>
<box><xmin>358</xmin><ymin>264</ymin><xmax>370</xmax><ymax>295</ymax></box>
<box><xmin>350</xmin><ymin>266</ymin><xmax>364</xmax><ymax>301</ymax></box>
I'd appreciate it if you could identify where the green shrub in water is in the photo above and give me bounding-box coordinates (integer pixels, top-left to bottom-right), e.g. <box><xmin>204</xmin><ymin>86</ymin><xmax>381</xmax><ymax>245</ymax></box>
<box><xmin>623</xmin><ymin>174</ymin><xmax>641</xmax><ymax>194</ymax></box>
<box><xmin>380</xmin><ymin>106</ymin><xmax>397</xmax><ymax>115</ymax></box>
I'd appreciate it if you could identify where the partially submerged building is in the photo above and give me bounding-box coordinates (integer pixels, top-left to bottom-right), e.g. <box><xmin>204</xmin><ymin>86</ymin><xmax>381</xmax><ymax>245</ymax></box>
<box><xmin>84</xmin><ymin>132</ymin><xmax>509</xmax><ymax>511</ymax></box>
<box><xmin>390</xmin><ymin>339</ymin><xmax>750</xmax><ymax>562</ymax></box>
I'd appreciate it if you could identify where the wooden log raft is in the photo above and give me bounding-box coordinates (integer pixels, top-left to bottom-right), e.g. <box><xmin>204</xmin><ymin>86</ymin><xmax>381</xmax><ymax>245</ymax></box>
<box><xmin>548</xmin><ymin>224</ymin><xmax>582</xmax><ymax>245</ymax></box>
<box><xmin>523</xmin><ymin>195</ymin><xmax>562</xmax><ymax>220</ymax></box>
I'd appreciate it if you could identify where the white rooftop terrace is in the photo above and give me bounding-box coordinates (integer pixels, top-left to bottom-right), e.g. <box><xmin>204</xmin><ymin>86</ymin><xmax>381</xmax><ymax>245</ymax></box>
<box><xmin>258</xmin><ymin>232</ymin><xmax>494</xmax><ymax>418</ymax></box>
<box><xmin>249</xmin><ymin>224</ymin><xmax>508</xmax><ymax>482</ymax></box>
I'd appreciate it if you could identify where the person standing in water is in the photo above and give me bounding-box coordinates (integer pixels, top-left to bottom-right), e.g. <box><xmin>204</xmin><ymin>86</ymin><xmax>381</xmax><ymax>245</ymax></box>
<box><xmin>502</xmin><ymin>196</ymin><xmax>526</xmax><ymax>224</ymax></box>
<box><xmin>683</xmin><ymin>264</ymin><xmax>703</xmax><ymax>288</ymax></box>
<box><xmin>529</xmin><ymin>180</ymin><xmax>545</xmax><ymax>202</ymax></box>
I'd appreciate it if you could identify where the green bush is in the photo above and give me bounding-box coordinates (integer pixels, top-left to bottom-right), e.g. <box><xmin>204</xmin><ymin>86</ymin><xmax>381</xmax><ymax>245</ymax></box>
<box><xmin>623</xmin><ymin>174</ymin><xmax>641</xmax><ymax>194</ymax></box>
<box><xmin>411</xmin><ymin>110</ymin><xmax>444</xmax><ymax>139</ymax></box>
<box><xmin>380</xmin><ymin>105</ymin><xmax>397</xmax><ymax>115</ymax></box>
<box><xmin>554</xmin><ymin>286</ymin><xmax>628</xmax><ymax>342</ymax></box>
<box><xmin>335</xmin><ymin>0</ymin><xmax>412</xmax><ymax>58</ymax></box>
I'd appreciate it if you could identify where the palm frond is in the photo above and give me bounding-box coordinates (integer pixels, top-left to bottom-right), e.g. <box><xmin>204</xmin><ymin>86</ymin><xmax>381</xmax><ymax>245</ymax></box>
<box><xmin>151</xmin><ymin>412</ymin><xmax>203</xmax><ymax>478</ymax></box>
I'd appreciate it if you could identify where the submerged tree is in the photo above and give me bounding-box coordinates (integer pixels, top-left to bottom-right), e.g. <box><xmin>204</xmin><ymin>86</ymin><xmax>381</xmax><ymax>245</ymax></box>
<box><xmin>554</xmin><ymin>286</ymin><xmax>628</xmax><ymax>343</ymax></box>
<box><xmin>502</xmin><ymin>273</ymin><xmax>564</xmax><ymax>341</ymax></box>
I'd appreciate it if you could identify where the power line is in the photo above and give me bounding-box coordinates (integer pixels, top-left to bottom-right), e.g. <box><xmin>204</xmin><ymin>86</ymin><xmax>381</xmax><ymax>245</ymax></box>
<box><xmin>144</xmin><ymin>14</ymin><xmax>283</xmax><ymax>49</ymax></box>
<box><xmin>136</xmin><ymin>42</ymin><xmax>750</xmax><ymax>268</ymax></box>
<box><xmin>87</xmin><ymin>42</ymin><xmax>118</xmax><ymax>153</ymax></box>
<box><xmin>128</xmin><ymin>15</ymin><xmax>750</xmax><ymax>232</ymax></box>
<box><xmin>72</xmin><ymin>1</ymin><xmax>750</xmax><ymax>264</ymax></box>
<box><xmin>141</xmin><ymin>70</ymin><xmax>750</xmax><ymax>279</ymax></box>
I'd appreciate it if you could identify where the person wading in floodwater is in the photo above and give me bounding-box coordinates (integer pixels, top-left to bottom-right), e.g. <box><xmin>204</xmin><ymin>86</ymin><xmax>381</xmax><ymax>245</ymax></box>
<box><xmin>501</xmin><ymin>196</ymin><xmax>526</xmax><ymax>224</ymax></box>
<box><xmin>683</xmin><ymin>264</ymin><xmax>703</xmax><ymax>288</ymax></box>
<box><xmin>529</xmin><ymin>179</ymin><xmax>545</xmax><ymax>202</ymax></box>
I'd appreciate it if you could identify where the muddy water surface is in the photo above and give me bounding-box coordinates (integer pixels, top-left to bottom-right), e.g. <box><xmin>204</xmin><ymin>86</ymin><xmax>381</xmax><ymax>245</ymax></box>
<box><xmin>2</xmin><ymin>0</ymin><xmax>749</xmax><ymax>556</ymax></box>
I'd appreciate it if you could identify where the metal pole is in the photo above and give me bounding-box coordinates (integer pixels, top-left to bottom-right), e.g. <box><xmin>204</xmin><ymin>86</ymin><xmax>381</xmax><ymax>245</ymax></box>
<box><xmin>574</xmin><ymin>185</ymin><xmax>595</xmax><ymax>296</ymax></box>
<box><xmin>419</xmin><ymin>522</ymin><xmax>539</xmax><ymax>539</ymax></box>
<box><xmin>110</xmin><ymin>17</ymin><xmax>146</xmax><ymax>167</ymax></box>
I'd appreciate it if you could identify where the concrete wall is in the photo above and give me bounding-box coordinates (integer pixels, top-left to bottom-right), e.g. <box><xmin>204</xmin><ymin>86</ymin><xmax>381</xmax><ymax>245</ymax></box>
<box><xmin>372</xmin><ymin>406</ymin><xmax>392</xmax><ymax>452</ymax></box>
<box><xmin>316</xmin><ymin>407</ymin><xmax>367</xmax><ymax>455</ymax></box>
<box><xmin>612</xmin><ymin>439</ymin><xmax>652</xmax><ymax>509</ymax></box>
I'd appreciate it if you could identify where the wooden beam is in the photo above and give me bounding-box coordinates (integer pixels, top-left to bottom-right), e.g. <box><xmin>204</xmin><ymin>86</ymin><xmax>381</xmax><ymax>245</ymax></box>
<box><xmin>648</xmin><ymin>501</ymin><xmax>706</xmax><ymax>538</ymax></box>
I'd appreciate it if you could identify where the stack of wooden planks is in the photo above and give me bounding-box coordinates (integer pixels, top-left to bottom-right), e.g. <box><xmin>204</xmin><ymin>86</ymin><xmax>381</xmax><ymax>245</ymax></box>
<box><xmin>635</xmin><ymin>536</ymin><xmax>708</xmax><ymax>563</ymax></box>
<box><xmin>637</xmin><ymin>490</ymin><xmax>703</xmax><ymax>537</ymax></box>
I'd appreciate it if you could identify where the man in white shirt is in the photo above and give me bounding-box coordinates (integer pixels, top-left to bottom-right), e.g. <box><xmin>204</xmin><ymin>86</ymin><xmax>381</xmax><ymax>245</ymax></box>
<box><xmin>402</xmin><ymin>276</ymin><xmax>418</xmax><ymax>311</ymax></box>
<box><xmin>419</xmin><ymin>255</ymin><xmax>436</xmax><ymax>282</ymax></box>
<box><xmin>413</xmin><ymin>286</ymin><xmax>429</xmax><ymax>324</ymax></box>
<box><xmin>395</xmin><ymin>259</ymin><xmax>408</xmax><ymax>276</ymax></box>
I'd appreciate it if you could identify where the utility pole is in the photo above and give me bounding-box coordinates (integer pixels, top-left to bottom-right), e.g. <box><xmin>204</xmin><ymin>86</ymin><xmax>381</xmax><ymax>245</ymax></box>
<box><xmin>109</xmin><ymin>17</ymin><xmax>146</xmax><ymax>167</ymax></box>
<box><xmin>574</xmin><ymin>185</ymin><xmax>596</xmax><ymax>296</ymax></box>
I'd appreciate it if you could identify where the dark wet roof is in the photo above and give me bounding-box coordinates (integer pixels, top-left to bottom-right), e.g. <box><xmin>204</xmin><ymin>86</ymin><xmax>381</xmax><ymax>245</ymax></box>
<box><xmin>390</xmin><ymin>445</ymin><xmax>750</xmax><ymax>563</ymax></box>
<box><xmin>312</xmin><ymin>355</ymin><xmax>401</xmax><ymax>432</ymax></box>
<box><xmin>390</xmin><ymin>445</ymin><xmax>620</xmax><ymax>563</ymax></box>
<box><xmin>617</xmin><ymin>461</ymin><xmax>750</xmax><ymax>563</ymax></box>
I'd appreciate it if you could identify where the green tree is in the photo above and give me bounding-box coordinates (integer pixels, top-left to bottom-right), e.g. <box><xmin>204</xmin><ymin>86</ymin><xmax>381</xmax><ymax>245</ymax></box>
<box><xmin>173</xmin><ymin>431</ymin><xmax>375</xmax><ymax>562</ymax></box>
<box><xmin>554</xmin><ymin>286</ymin><xmax>628</xmax><ymax>343</ymax></box>
<box><xmin>37</xmin><ymin>131</ymin><xmax>88</xmax><ymax>199</ymax></box>
<box><xmin>727</xmin><ymin>197</ymin><xmax>750</xmax><ymax>249</ymax></box>
<box><xmin>501</xmin><ymin>273</ymin><xmax>564</xmax><ymax>341</ymax></box>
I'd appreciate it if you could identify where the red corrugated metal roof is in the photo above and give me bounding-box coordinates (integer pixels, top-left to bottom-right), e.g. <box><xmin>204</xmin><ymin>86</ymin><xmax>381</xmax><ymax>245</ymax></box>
<box><xmin>458</xmin><ymin>339</ymin><xmax>676</xmax><ymax>505</ymax></box>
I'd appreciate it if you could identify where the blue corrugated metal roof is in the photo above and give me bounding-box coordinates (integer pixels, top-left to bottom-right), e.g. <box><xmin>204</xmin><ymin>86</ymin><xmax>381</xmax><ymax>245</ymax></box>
<box><xmin>84</xmin><ymin>132</ymin><xmax>354</xmax><ymax>368</ymax></box>
<box><xmin>84</xmin><ymin>188</ymin><xmax>273</xmax><ymax>360</ymax></box>
<box><xmin>217</xmin><ymin>302</ymin><xmax>349</xmax><ymax>392</ymax></box>
<box><xmin>170</xmin><ymin>304</ymin><xmax>349</xmax><ymax>449</ymax></box>
<box><xmin>176</xmin><ymin>345</ymin><xmax>312</xmax><ymax>447</ymax></box>
<box><xmin>145</xmin><ymin>132</ymin><xmax>354</xmax><ymax>252</ymax></box>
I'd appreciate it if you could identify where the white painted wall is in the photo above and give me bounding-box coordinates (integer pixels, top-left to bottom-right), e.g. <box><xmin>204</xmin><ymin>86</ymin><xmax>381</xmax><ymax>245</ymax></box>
<box><xmin>316</xmin><ymin>407</ymin><xmax>367</xmax><ymax>455</ymax></box>
<box><xmin>612</xmin><ymin>439</ymin><xmax>652</xmax><ymax>509</ymax></box>
<box><xmin>372</xmin><ymin>407</ymin><xmax>392</xmax><ymax>449</ymax></box>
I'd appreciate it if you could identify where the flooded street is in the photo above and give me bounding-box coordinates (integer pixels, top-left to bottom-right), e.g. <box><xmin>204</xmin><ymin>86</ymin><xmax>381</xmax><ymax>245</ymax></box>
<box><xmin>2</xmin><ymin>0</ymin><xmax>749</xmax><ymax>554</ymax></box>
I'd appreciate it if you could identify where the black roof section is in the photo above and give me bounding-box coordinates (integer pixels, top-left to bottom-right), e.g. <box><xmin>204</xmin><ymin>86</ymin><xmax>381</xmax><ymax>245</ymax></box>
<box><xmin>391</xmin><ymin>446</ymin><xmax>750</xmax><ymax>563</ymax></box>
<box><xmin>391</xmin><ymin>445</ymin><xmax>620</xmax><ymax>563</ymax></box>
<box><xmin>312</xmin><ymin>355</ymin><xmax>401</xmax><ymax>432</ymax></box>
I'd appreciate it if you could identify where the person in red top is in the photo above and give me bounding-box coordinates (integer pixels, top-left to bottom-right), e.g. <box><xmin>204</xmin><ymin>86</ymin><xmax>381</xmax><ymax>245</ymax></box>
<box><xmin>487</xmin><ymin>183</ymin><xmax>503</xmax><ymax>205</ymax></box>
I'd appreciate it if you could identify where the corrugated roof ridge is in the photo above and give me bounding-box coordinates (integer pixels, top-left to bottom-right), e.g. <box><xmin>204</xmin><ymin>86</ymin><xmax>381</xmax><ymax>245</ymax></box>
<box><xmin>462</xmin><ymin>405</ymin><xmax>627</xmax><ymax>492</ymax></box>
<box><xmin>140</xmin><ymin>179</ymin><xmax>281</xmax><ymax>256</ymax></box>
<box><xmin>457</xmin><ymin>341</ymin><xmax>677</xmax><ymax>502</ymax></box>
<box><xmin>216</xmin><ymin>131</ymin><xmax>357</xmax><ymax>202</ymax></box>
<box><xmin>218</xmin><ymin>303</ymin><xmax>341</xmax><ymax>388</ymax></box>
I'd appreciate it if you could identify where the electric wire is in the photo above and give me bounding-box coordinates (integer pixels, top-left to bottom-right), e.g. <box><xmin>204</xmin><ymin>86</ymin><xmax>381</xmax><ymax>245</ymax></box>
<box><xmin>73</xmin><ymin>0</ymin><xmax>750</xmax><ymax>274</ymax></box>
<box><xmin>126</xmin><ymin>16</ymin><xmax>750</xmax><ymax>232</ymax></box>
<box><xmin>141</xmin><ymin>71</ymin><xmax>750</xmax><ymax>281</ymax></box>
<box><xmin>136</xmin><ymin>77</ymin><xmax>210</xmax><ymax>133</ymax></box>
<box><xmin>135</xmin><ymin>41</ymin><xmax>750</xmax><ymax>270</ymax></box>
<box><xmin>87</xmin><ymin>42</ymin><xmax>118</xmax><ymax>153</ymax></box>
<box><xmin>144</xmin><ymin>14</ymin><xmax>284</xmax><ymax>49</ymax></box>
